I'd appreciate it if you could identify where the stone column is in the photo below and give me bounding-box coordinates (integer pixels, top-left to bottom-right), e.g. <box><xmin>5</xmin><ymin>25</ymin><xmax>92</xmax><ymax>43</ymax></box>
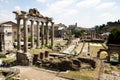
<box><xmin>23</xmin><ymin>17</ymin><xmax>28</xmax><ymax>53</ymax></box>
<box><xmin>45</xmin><ymin>22</ymin><xmax>49</xmax><ymax>46</ymax></box>
<box><xmin>118</xmin><ymin>53</ymin><xmax>120</xmax><ymax>63</ymax></box>
<box><xmin>41</xmin><ymin>22</ymin><xmax>44</xmax><ymax>47</ymax></box>
<box><xmin>16</xmin><ymin>18</ymin><xmax>21</xmax><ymax>51</ymax></box>
<box><xmin>45</xmin><ymin>51</ymin><xmax>49</xmax><ymax>58</ymax></box>
<box><xmin>36</xmin><ymin>21</ymin><xmax>40</xmax><ymax>48</ymax></box>
<box><xmin>107</xmin><ymin>52</ymin><xmax>110</xmax><ymax>62</ymax></box>
<box><xmin>30</xmin><ymin>20</ymin><xmax>34</xmax><ymax>49</ymax></box>
<box><xmin>51</xmin><ymin>22</ymin><xmax>54</xmax><ymax>49</ymax></box>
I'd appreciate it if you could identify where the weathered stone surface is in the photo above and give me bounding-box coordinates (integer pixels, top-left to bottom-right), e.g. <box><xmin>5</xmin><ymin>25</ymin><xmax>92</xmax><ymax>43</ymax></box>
<box><xmin>72</xmin><ymin>58</ymin><xmax>81</xmax><ymax>67</ymax></box>
<box><xmin>33</xmin><ymin>54</ymin><xmax>38</xmax><ymax>65</ymax></box>
<box><xmin>45</xmin><ymin>51</ymin><xmax>49</xmax><ymax>58</ymax></box>
<box><xmin>59</xmin><ymin>60</ymin><xmax>72</xmax><ymax>71</ymax></box>
<box><xmin>77</xmin><ymin>57</ymin><xmax>96</xmax><ymax>68</ymax></box>
<box><xmin>16</xmin><ymin>51</ymin><xmax>32</xmax><ymax>66</ymax></box>
<box><xmin>39</xmin><ymin>52</ymin><xmax>44</xmax><ymax>60</ymax></box>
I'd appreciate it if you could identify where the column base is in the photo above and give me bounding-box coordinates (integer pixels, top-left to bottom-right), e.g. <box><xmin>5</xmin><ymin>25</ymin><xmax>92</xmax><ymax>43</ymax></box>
<box><xmin>41</xmin><ymin>45</ymin><xmax>44</xmax><ymax>48</ymax></box>
<box><xmin>31</xmin><ymin>46</ymin><xmax>35</xmax><ymax>49</ymax></box>
<box><xmin>16</xmin><ymin>51</ymin><xmax>32</xmax><ymax>66</ymax></box>
<box><xmin>36</xmin><ymin>46</ymin><xmax>40</xmax><ymax>49</ymax></box>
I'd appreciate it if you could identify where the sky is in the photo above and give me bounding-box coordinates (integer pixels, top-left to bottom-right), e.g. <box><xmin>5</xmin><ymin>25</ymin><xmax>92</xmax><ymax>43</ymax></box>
<box><xmin>0</xmin><ymin>0</ymin><xmax>120</xmax><ymax>28</ymax></box>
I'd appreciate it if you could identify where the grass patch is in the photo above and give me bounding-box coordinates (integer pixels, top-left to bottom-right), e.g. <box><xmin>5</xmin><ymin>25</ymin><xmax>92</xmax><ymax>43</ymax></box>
<box><xmin>90</xmin><ymin>45</ymin><xmax>104</xmax><ymax>58</ymax></box>
<box><xmin>0</xmin><ymin>54</ymin><xmax>6</xmax><ymax>58</ymax></box>
<box><xmin>29</xmin><ymin>48</ymin><xmax>52</xmax><ymax>54</ymax></box>
<box><xmin>3</xmin><ymin>58</ymin><xmax>16</xmax><ymax>63</ymax></box>
<box><xmin>58</xmin><ymin>70</ymin><xmax>97</xmax><ymax>80</ymax></box>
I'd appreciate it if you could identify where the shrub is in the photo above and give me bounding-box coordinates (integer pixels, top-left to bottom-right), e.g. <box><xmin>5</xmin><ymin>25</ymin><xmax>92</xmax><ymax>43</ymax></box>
<box><xmin>0</xmin><ymin>54</ymin><xmax>6</xmax><ymax>58</ymax></box>
<box><xmin>46</xmin><ymin>45</ymin><xmax>52</xmax><ymax>49</ymax></box>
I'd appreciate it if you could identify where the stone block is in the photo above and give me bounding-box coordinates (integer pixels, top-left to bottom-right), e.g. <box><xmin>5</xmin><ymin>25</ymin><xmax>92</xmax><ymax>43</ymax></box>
<box><xmin>16</xmin><ymin>51</ymin><xmax>32</xmax><ymax>66</ymax></box>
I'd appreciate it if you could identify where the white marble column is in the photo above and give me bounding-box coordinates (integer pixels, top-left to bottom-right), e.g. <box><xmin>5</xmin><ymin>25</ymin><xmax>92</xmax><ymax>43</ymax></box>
<box><xmin>23</xmin><ymin>18</ymin><xmax>28</xmax><ymax>53</ymax></box>
<box><xmin>30</xmin><ymin>20</ymin><xmax>34</xmax><ymax>48</ymax></box>
<box><xmin>36</xmin><ymin>21</ymin><xmax>40</xmax><ymax>48</ymax></box>
<box><xmin>41</xmin><ymin>22</ymin><xmax>44</xmax><ymax>47</ymax></box>
<box><xmin>51</xmin><ymin>22</ymin><xmax>54</xmax><ymax>49</ymax></box>
<box><xmin>45</xmin><ymin>22</ymin><xmax>49</xmax><ymax>46</ymax></box>
<box><xmin>17</xmin><ymin>18</ymin><xmax>21</xmax><ymax>51</ymax></box>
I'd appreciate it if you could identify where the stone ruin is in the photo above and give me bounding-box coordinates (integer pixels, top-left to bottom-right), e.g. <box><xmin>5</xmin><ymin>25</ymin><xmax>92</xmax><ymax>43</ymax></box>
<box><xmin>33</xmin><ymin>51</ymin><xmax>96</xmax><ymax>71</ymax></box>
<box><xmin>13</xmin><ymin>8</ymin><xmax>54</xmax><ymax>66</ymax></box>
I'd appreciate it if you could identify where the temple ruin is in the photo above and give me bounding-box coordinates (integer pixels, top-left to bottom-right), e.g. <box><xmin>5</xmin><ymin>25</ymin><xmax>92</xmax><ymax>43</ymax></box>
<box><xmin>13</xmin><ymin>8</ymin><xmax>54</xmax><ymax>65</ymax></box>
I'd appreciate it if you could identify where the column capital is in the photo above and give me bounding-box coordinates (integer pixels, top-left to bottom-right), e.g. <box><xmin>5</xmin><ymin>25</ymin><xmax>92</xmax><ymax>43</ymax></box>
<box><xmin>36</xmin><ymin>21</ymin><xmax>39</xmax><ymax>23</ymax></box>
<box><xmin>51</xmin><ymin>22</ymin><xmax>54</xmax><ymax>25</ymax></box>
<box><xmin>16</xmin><ymin>17</ymin><xmax>21</xmax><ymax>21</ymax></box>
<box><xmin>23</xmin><ymin>15</ymin><xmax>28</xmax><ymax>21</ymax></box>
<box><xmin>30</xmin><ymin>20</ymin><xmax>34</xmax><ymax>23</ymax></box>
<box><xmin>45</xmin><ymin>21</ymin><xmax>49</xmax><ymax>24</ymax></box>
<box><xmin>36</xmin><ymin>21</ymin><xmax>40</xmax><ymax>24</ymax></box>
<box><xmin>41</xmin><ymin>21</ymin><xmax>44</xmax><ymax>24</ymax></box>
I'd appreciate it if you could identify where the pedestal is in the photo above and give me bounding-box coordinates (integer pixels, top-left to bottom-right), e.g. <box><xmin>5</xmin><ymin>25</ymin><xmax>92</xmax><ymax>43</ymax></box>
<box><xmin>16</xmin><ymin>51</ymin><xmax>32</xmax><ymax>66</ymax></box>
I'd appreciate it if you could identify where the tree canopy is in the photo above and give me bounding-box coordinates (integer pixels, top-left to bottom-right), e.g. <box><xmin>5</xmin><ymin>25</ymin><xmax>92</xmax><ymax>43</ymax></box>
<box><xmin>71</xmin><ymin>29</ymin><xmax>86</xmax><ymax>38</ymax></box>
<box><xmin>107</xmin><ymin>27</ymin><xmax>120</xmax><ymax>44</ymax></box>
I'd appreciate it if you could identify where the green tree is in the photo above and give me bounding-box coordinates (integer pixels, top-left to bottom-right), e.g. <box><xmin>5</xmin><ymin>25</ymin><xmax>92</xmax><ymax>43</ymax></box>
<box><xmin>95</xmin><ymin>25</ymin><xmax>100</xmax><ymax>31</ymax></box>
<box><xmin>71</xmin><ymin>29</ymin><xmax>82</xmax><ymax>37</ymax></box>
<box><xmin>107</xmin><ymin>27</ymin><xmax>120</xmax><ymax>44</ymax></box>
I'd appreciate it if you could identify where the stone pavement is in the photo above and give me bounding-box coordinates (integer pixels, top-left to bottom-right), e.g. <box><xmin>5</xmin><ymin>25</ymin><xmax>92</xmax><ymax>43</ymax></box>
<box><xmin>102</xmin><ymin>73</ymin><xmax>120</xmax><ymax>80</ymax></box>
<box><xmin>12</xmin><ymin>66</ymin><xmax>69</xmax><ymax>80</ymax></box>
<box><xmin>62</xmin><ymin>39</ymin><xmax>79</xmax><ymax>55</ymax></box>
<box><xmin>62</xmin><ymin>45</ymin><xmax>76</xmax><ymax>54</ymax></box>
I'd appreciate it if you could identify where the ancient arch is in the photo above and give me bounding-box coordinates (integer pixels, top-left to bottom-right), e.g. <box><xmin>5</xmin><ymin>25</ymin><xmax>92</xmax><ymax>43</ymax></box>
<box><xmin>97</xmin><ymin>49</ymin><xmax>108</xmax><ymax>58</ymax></box>
<box><xmin>97</xmin><ymin>44</ymin><xmax>120</xmax><ymax>63</ymax></box>
<box><xmin>110</xmin><ymin>52</ymin><xmax>119</xmax><ymax>61</ymax></box>
<box><xmin>107</xmin><ymin>44</ymin><xmax>120</xmax><ymax>63</ymax></box>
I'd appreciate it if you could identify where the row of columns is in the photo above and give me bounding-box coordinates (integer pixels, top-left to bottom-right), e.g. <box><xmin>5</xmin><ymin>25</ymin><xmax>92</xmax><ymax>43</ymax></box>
<box><xmin>15</xmin><ymin>15</ymin><xmax>54</xmax><ymax>53</ymax></box>
<box><xmin>30</xmin><ymin>20</ymin><xmax>54</xmax><ymax>49</ymax></box>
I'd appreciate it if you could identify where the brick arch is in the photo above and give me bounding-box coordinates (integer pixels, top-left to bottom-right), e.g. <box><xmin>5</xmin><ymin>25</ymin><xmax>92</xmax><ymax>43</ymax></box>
<box><xmin>108</xmin><ymin>51</ymin><xmax>120</xmax><ymax>62</ymax></box>
<box><xmin>97</xmin><ymin>49</ymin><xmax>108</xmax><ymax>58</ymax></box>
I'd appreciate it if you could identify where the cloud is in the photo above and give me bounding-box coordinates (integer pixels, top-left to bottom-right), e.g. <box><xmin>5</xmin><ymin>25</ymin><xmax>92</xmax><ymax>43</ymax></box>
<box><xmin>42</xmin><ymin>0</ymin><xmax>75</xmax><ymax>16</ymax></box>
<box><xmin>96</xmin><ymin>2</ymin><xmax>116</xmax><ymax>10</ymax></box>
<box><xmin>0</xmin><ymin>10</ymin><xmax>14</xmax><ymax>22</ymax></box>
<box><xmin>14</xmin><ymin>6</ymin><xmax>21</xmax><ymax>11</ymax></box>
<box><xmin>41</xmin><ymin>0</ymin><xmax>77</xmax><ymax>24</ymax></box>
<box><xmin>77</xmin><ymin>0</ymin><xmax>101</xmax><ymax>8</ymax></box>
<box><xmin>47</xmin><ymin>0</ymin><xmax>74</xmax><ymax>12</ymax></box>
<box><xmin>100</xmin><ymin>13</ymin><xmax>116</xmax><ymax>21</ymax></box>
<box><xmin>0</xmin><ymin>0</ymin><xmax>10</xmax><ymax>3</ymax></box>
<box><xmin>36</xmin><ymin>0</ymin><xmax>46</xmax><ymax>3</ymax></box>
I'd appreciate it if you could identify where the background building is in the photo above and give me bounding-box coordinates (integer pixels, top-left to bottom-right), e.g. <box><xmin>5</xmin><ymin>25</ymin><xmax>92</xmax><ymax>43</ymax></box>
<box><xmin>54</xmin><ymin>23</ymin><xmax>67</xmax><ymax>38</ymax></box>
<box><xmin>0</xmin><ymin>23</ymin><xmax>13</xmax><ymax>52</ymax></box>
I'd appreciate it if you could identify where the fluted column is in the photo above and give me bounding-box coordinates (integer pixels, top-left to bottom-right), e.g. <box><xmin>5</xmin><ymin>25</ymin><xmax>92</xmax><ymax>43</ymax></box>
<box><xmin>45</xmin><ymin>22</ymin><xmax>49</xmax><ymax>46</ymax></box>
<box><xmin>17</xmin><ymin>18</ymin><xmax>21</xmax><ymax>51</ymax></box>
<box><xmin>30</xmin><ymin>20</ymin><xmax>34</xmax><ymax>49</ymax></box>
<box><xmin>36</xmin><ymin>21</ymin><xmax>40</xmax><ymax>48</ymax></box>
<box><xmin>23</xmin><ymin>18</ymin><xmax>28</xmax><ymax>53</ymax></box>
<box><xmin>41</xmin><ymin>22</ymin><xmax>44</xmax><ymax>47</ymax></box>
<box><xmin>51</xmin><ymin>22</ymin><xmax>54</xmax><ymax>49</ymax></box>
